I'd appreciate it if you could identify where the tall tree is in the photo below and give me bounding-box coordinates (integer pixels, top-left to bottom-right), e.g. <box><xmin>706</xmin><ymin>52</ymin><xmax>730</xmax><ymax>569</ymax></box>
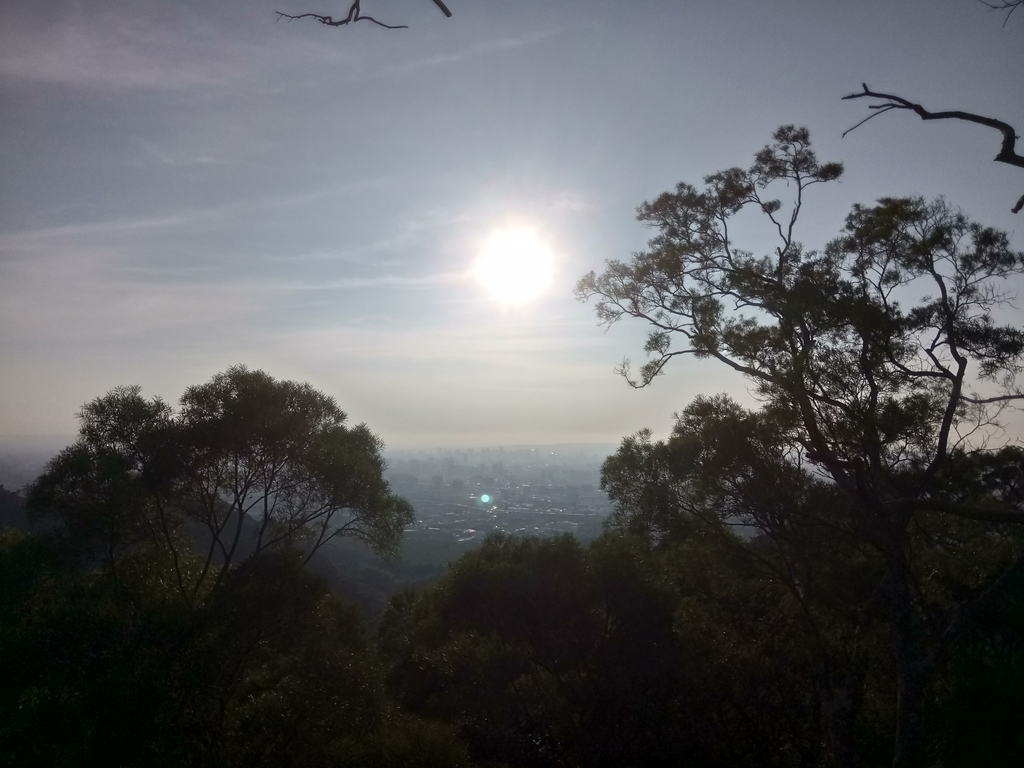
<box><xmin>28</xmin><ymin>365</ymin><xmax>413</xmax><ymax>604</ymax></box>
<box><xmin>577</xmin><ymin>127</ymin><xmax>1024</xmax><ymax>768</ymax></box>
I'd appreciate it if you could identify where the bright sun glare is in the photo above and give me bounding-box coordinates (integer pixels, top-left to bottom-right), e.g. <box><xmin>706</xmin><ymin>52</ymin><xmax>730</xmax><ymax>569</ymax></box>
<box><xmin>475</xmin><ymin>227</ymin><xmax>554</xmax><ymax>305</ymax></box>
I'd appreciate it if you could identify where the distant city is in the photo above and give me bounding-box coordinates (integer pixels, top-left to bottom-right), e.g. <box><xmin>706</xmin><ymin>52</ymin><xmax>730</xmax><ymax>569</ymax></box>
<box><xmin>0</xmin><ymin>436</ymin><xmax>74</xmax><ymax>491</ymax></box>
<box><xmin>385</xmin><ymin>444</ymin><xmax>618</xmax><ymax>546</ymax></box>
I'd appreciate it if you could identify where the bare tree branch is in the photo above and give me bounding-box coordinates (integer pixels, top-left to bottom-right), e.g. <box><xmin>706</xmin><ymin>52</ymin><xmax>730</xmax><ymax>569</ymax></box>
<box><xmin>980</xmin><ymin>0</ymin><xmax>1024</xmax><ymax>26</ymax></box>
<box><xmin>276</xmin><ymin>9</ymin><xmax>406</xmax><ymax>30</ymax></box>
<box><xmin>276</xmin><ymin>0</ymin><xmax>452</xmax><ymax>30</ymax></box>
<box><xmin>842</xmin><ymin>83</ymin><xmax>1024</xmax><ymax>213</ymax></box>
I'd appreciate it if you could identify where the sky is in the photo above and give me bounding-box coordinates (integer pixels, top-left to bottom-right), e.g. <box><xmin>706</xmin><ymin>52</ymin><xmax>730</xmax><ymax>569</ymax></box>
<box><xmin>1</xmin><ymin>0</ymin><xmax>1022</xmax><ymax>450</ymax></box>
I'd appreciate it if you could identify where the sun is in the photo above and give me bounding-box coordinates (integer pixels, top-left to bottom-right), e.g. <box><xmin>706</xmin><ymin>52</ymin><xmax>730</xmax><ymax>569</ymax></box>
<box><xmin>474</xmin><ymin>227</ymin><xmax>554</xmax><ymax>305</ymax></box>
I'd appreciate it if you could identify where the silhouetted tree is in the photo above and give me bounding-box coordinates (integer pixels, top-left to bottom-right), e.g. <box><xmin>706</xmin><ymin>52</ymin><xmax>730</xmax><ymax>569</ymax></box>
<box><xmin>578</xmin><ymin>127</ymin><xmax>1024</xmax><ymax>768</ymax></box>
<box><xmin>28</xmin><ymin>365</ymin><xmax>413</xmax><ymax>604</ymax></box>
<box><xmin>600</xmin><ymin>400</ymin><xmax>1024</xmax><ymax>767</ymax></box>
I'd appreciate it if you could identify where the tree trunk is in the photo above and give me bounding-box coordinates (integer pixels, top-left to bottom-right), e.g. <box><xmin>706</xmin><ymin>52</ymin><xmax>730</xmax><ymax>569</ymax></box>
<box><xmin>818</xmin><ymin>676</ymin><xmax>859</xmax><ymax>768</ymax></box>
<box><xmin>892</xmin><ymin>661</ymin><xmax>927</xmax><ymax>768</ymax></box>
<box><xmin>886</xmin><ymin>541</ymin><xmax>930</xmax><ymax>768</ymax></box>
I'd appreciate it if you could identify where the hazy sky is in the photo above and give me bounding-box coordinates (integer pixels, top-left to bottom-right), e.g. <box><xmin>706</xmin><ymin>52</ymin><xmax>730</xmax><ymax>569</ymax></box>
<box><xmin>1</xmin><ymin>0</ymin><xmax>1022</xmax><ymax>448</ymax></box>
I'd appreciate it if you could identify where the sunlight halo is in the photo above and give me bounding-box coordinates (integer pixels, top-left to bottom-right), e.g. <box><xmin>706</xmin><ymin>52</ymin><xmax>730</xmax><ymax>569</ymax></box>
<box><xmin>474</xmin><ymin>227</ymin><xmax>554</xmax><ymax>305</ymax></box>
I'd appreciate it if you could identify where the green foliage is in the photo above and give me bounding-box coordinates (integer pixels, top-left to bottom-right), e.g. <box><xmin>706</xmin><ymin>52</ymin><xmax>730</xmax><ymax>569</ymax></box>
<box><xmin>380</xmin><ymin>532</ymin><xmax>827</xmax><ymax>768</ymax></box>
<box><xmin>2</xmin><ymin>368</ymin><xmax>472</xmax><ymax>767</ymax></box>
<box><xmin>0</xmin><ymin>529</ymin><xmax>464</xmax><ymax>768</ymax></box>
<box><xmin>928</xmin><ymin>596</ymin><xmax>1024</xmax><ymax>767</ymax></box>
<box><xmin>327</xmin><ymin>715</ymin><xmax>471</xmax><ymax>768</ymax></box>
<box><xmin>0</xmin><ymin>528</ymin><xmax>194</xmax><ymax>767</ymax></box>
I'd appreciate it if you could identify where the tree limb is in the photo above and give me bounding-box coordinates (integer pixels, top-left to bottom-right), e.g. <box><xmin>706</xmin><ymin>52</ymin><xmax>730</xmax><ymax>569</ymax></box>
<box><xmin>275</xmin><ymin>10</ymin><xmax>407</xmax><ymax>30</ymax></box>
<box><xmin>276</xmin><ymin>0</ymin><xmax>452</xmax><ymax>30</ymax></box>
<box><xmin>842</xmin><ymin>84</ymin><xmax>1024</xmax><ymax>213</ymax></box>
<box><xmin>980</xmin><ymin>0</ymin><xmax>1024</xmax><ymax>27</ymax></box>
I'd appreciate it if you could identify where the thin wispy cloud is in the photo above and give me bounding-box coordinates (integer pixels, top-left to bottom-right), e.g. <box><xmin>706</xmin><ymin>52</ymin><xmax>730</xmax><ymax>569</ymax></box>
<box><xmin>0</xmin><ymin>1</ymin><xmax>394</xmax><ymax>96</ymax></box>
<box><xmin>279</xmin><ymin>313</ymin><xmax>610</xmax><ymax>368</ymax></box>
<box><xmin>294</xmin><ymin>271</ymin><xmax>466</xmax><ymax>290</ymax></box>
<box><xmin>131</xmin><ymin>136</ymin><xmax>259</xmax><ymax>170</ymax></box>
<box><xmin>386</xmin><ymin>29</ymin><xmax>559</xmax><ymax>75</ymax></box>
<box><xmin>0</xmin><ymin>179</ymin><xmax>393</xmax><ymax>247</ymax></box>
<box><xmin>0</xmin><ymin>5</ymin><xmax>249</xmax><ymax>91</ymax></box>
<box><xmin>549</xmin><ymin>191</ymin><xmax>595</xmax><ymax>214</ymax></box>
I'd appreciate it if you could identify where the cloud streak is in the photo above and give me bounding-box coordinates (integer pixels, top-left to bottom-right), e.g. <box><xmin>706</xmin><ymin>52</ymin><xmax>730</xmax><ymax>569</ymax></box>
<box><xmin>0</xmin><ymin>3</ymin><xmax>248</xmax><ymax>91</ymax></box>
<box><xmin>0</xmin><ymin>178</ymin><xmax>393</xmax><ymax>247</ymax></box>
<box><xmin>385</xmin><ymin>28</ymin><xmax>560</xmax><ymax>75</ymax></box>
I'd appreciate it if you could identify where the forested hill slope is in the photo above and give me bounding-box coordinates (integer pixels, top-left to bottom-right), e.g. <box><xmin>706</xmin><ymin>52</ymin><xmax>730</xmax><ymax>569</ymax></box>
<box><xmin>0</xmin><ymin>486</ymin><xmax>28</xmax><ymax>530</ymax></box>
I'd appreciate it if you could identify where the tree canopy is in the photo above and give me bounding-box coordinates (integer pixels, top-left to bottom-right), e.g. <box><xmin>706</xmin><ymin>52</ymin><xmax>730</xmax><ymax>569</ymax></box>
<box><xmin>27</xmin><ymin>365</ymin><xmax>413</xmax><ymax>604</ymax></box>
<box><xmin>578</xmin><ymin>126</ymin><xmax>1024</xmax><ymax>768</ymax></box>
<box><xmin>379</xmin><ymin>532</ymin><xmax>827</xmax><ymax>768</ymax></box>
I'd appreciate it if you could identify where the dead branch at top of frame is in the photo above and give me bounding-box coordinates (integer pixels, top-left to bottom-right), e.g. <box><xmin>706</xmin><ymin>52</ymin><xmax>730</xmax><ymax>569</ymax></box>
<box><xmin>843</xmin><ymin>84</ymin><xmax>1023</xmax><ymax>213</ymax></box>
<box><xmin>276</xmin><ymin>0</ymin><xmax>452</xmax><ymax>30</ymax></box>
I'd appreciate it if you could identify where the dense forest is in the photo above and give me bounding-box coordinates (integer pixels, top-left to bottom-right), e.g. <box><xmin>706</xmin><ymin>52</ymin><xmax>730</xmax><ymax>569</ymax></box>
<box><xmin>4</xmin><ymin>126</ymin><xmax>1024</xmax><ymax>768</ymax></box>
